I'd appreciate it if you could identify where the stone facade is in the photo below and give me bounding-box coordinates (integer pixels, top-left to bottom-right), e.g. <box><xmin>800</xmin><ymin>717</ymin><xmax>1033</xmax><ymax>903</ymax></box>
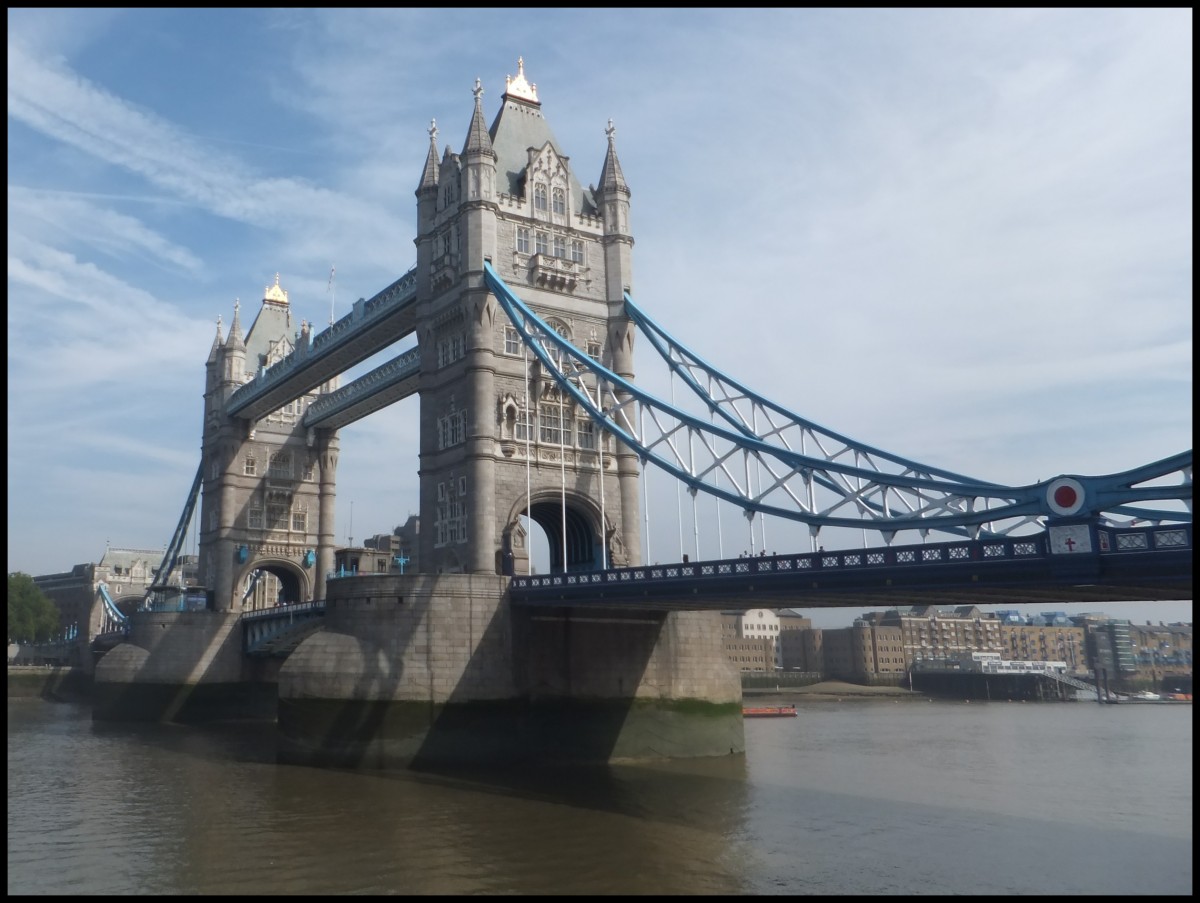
<box><xmin>412</xmin><ymin>61</ymin><xmax>641</xmax><ymax>578</ymax></box>
<box><xmin>199</xmin><ymin>279</ymin><xmax>339</xmax><ymax>610</ymax></box>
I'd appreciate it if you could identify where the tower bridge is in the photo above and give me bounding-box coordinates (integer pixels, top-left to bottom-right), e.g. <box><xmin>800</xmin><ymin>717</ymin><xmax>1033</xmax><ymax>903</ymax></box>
<box><xmin>89</xmin><ymin>59</ymin><xmax>1192</xmax><ymax>768</ymax></box>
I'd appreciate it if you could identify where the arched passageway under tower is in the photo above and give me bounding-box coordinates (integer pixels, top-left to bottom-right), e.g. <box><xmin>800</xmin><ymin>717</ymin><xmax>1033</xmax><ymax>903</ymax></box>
<box><xmin>236</xmin><ymin>560</ymin><xmax>308</xmax><ymax>609</ymax></box>
<box><xmin>509</xmin><ymin>496</ymin><xmax>603</xmax><ymax>575</ymax></box>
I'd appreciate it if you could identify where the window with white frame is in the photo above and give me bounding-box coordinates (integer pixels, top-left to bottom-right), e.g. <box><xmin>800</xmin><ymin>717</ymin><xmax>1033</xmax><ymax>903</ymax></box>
<box><xmin>438</xmin><ymin>409</ymin><xmax>467</xmax><ymax>449</ymax></box>
<box><xmin>553</xmin><ymin>234</ymin><xmax>566</xmax><ymax>258</ymax></box>
<box><xmin>534</xmin><ymin>183</ymin><xmax>548</xmax><ymax>212</ymax></box>
<box><xmin>571</xmin><ymin>239</ymin><xmax>585</xmax><ymax>263</ymax></box>
<box><xmin>516</xmin><ymin>227</ymin><xmax>530</xmax><ymax>254</ymax></box>
<box><xmin>552</xmin><ymin>187</ymin><xmax>566</xmax><ymax>215</ymax></box>
<box><xmin>586</xmin><ymin>340</ymin><xmax>602</xmax><ymax>361</ymax></box>
<box><xmin>514</xmin><ymin>408</ymin><xmax>533</xmax><ymax>441</ymax></box>
<box><xmin>576</xmin><ymin>418</ymin><xmax>596</xmax><ymax>450</ymax></box>
<box><xmin>504</xmin><ymin>326</ymin><xmax>521</xmax><ymax>355</ymax></box>
<box><xmin>539</xmin><ymin>396</ymin><xmax>566</xmax><ymax>444</ymax></box>
<box><xmin>302</xmin><ymin>461</ymin><xmax>315</xmax><ymax>481</ymax></box>
<box><xmin>244</xmin><ymin>455</ymin><xmax>257</xmax><ymax>476</ymax></box>
<box><xmin>292</xmin><ymin>505</ymin><xmax>307</xmax><ymax>532</ymax></box>
<box><xmin>535</xmin><ymin>231</ymin><xmax>548</xmax><ymax>256</ymax></box>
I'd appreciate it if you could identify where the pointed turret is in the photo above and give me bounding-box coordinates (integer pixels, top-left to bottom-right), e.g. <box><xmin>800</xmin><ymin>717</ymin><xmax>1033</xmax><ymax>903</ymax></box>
<box><xmin>597</xmin><ymin>118</ymin><xmax>629</xmax><ymax>196</ymax></box>
<box><xmin>462</xmin><ymin>79</ymin><xmax>496</xmax><ymax>158</ymax></box>
<box><xmin>207</xmin><ymin>315</ymin><xmax>223</xmax><ymax>364</ymax></box>
<box><xmin>223</xmin><ymin>298</ymin><xmax>246</xmax><ymax>384</ymax></box>
<box><xmin>459</xmin><ymin>76</ymin><xmax>498</xmax><ymax>263</ymax></box>
<box><xmin>417</xmin><ymin>119</ymin><xmax>440</xmax><ymax>195</ymax></box>
<box><xmin>226</xmin><ymin>299</ymin><xmax>245</xmax><ymax>350</ymax></box>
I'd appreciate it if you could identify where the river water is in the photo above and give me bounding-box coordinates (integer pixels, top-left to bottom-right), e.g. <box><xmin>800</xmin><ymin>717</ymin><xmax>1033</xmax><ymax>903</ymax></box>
<box><xmin>7</xmin><ymin>697</ymin><xmax>1191</xmax><ymax>895</ymax></box>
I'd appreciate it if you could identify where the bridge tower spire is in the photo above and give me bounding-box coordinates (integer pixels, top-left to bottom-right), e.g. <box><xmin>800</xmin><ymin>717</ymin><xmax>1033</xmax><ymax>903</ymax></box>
<box><xmin>198</xmin><ymin>278</ymin><xmax>336</xmax><ymax>611</ymax></box>
<box><xmin>411</xmin><ymin>58</ymin><xmax>640</xmax><ymax>575</ymax></box>
<box><xmin>594</xmin><ymin>118</ymin><xmax>641</xmax><ymax>561</ymax></box>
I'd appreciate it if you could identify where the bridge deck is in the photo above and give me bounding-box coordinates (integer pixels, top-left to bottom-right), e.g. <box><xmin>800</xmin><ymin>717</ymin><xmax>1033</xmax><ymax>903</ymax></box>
<box><xmin>509</xmin><ymin>532</ymin><xmax>1192</xmax><ymax>611</ymax></box>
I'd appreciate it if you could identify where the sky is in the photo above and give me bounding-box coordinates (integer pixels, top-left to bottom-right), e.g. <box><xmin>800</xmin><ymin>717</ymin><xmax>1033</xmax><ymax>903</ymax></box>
<box><xmin>7</xmin><ymin>9</ymin><xmax>1192</xmax><ymax>629</ymax></box>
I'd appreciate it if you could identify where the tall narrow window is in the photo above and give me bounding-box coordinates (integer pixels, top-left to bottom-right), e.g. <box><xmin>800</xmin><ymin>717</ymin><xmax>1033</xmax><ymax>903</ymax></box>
<box><xmin>535</xmin><ymin>231</ymin><xmax>548</xmax><ymax>256</ymax></box>
<box><xmin>244</xmin><ymin>455</ymin><xmax>257</xmax><ymax>476</ymax></box>
<box><xmin>577</xmin><ymin>418</ymin><xmax>596</xmax><ymax>450</ymax></box>
<box><xmin>534</xmin><ymin>184</ymin><xmax>548</xmax><ymax>212</ymax></box>
<box><xmin>571</xmin><ymin>240</ymin><xmax>585</xmax><ymax>263</ymax></box>
<box><xmin>539</xmin><ymin>398</ymin><xmax>565</xmax><ymax>444</ymax></box>
<box><xmin>516</xmin><ymin>227</ymin><xmax>530</xmax><ymax>254</ymax></box>
<box><xmin>552</xmin><ymin>187</ymin><xmax>566</xmax><ymax>215</ymax></box>
<box><xmin>504</xmin><ymin>326</ymin><xmax>521</xmax><ymax>355</ymax></box>
<box><xmin>268</xmin><ymin>452</ymin><xmax>292</xmax><ymax>478</ymax></box>
<box><xmin>553</xmin><ymin>234</ymin><xmax>566</xmax><ymax>258</ymax></box>
<box><xmin>514</xmin><ymin>408</ymin><xmax>533</xmax><ymax>441</ymax></box>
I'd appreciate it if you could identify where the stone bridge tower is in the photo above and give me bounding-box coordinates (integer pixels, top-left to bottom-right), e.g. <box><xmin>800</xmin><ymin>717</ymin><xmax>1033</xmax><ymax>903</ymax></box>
<box><xmin>414</xmin><ymin>59</ymin><xmax>641</xmax><ymax>576</ymax></box>
<box><xmin>199</xmin><ymin>277</ymin><xmax>339</xmax><ymax>611</ymax></box>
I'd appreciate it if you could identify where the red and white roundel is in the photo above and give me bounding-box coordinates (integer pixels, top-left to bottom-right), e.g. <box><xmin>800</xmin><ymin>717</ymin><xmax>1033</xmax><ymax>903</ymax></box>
<box><xmin>1045</xmin><ymin>477</ymin><xmax>1086</xmax><ymax>517</ymax></box>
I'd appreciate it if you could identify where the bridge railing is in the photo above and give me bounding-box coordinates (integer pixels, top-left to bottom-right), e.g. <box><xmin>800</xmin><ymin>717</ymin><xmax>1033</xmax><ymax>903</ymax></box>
<box><xmin>510</xmin><ymin>522</ymin><xmax>1192</xmax><ymax>595</ymax></box>
<box><xmin>511</xmin><ymin>535</ymin><xmax>1047</xmax><ymax>592</ymax></box>
<box><xmin>240</xmin><ymin>600</ymin><xmax>325</xmax><ymax>622</ymax></box>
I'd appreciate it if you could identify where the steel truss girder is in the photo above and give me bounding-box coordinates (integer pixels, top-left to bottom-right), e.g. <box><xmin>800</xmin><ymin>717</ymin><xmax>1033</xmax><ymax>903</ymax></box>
<box><xmin>484</xmin><ymin>263</ymin><xmax>1191</xmax><ymax>539</ymax></box>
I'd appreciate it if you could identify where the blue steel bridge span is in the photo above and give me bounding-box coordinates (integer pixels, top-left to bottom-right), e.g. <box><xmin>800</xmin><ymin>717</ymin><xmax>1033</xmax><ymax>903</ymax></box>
<box><xmin>138</xmin><ymin>259</ymin><xmax>1191</xmax><ymax>624</ymax></box>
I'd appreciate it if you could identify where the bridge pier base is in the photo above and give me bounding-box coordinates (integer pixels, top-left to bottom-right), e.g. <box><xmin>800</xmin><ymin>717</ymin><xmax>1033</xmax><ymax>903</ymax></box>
<box><xmin>92</xmin><ymin>611</ymin><xmax>275</xmax><ymax>722</ymax></box>
<box><xmin>277</xmin><ymin>574</ymin><xmax>744</xmax><ymax>769</ymax></box>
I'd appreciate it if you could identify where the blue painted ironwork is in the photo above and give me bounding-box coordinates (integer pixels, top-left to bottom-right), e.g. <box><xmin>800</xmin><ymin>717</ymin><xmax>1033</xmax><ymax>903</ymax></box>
<box><xmin>226</xmin><ymin>267</ymin><xmax>418</xmax><ymax>421</ymax></box>
<box><xmin>624</xmin><ymin>293</ymin><xmax>1193</xmax><ymax>532</ymax></box>
<box><xmin>141</xmin><ymin>462</ymin><xmax>203</xmax><ymax>609</ymax></box>
<box><xmin>484</xmin><ymin>262</ymin><xmax>1191</xmax><ymax>543</ymax></box>
<box><xmin>96</xmin><ymin>582</ymin><xmax>130</xmax><ymax>638</ymax></box>
<box><xmin>510</xmin><ymin>523</ymin><xmax>1192</xmax><ymax>609</ymax></box>
<box><xmin>241</xmin><ymin>601</ymin><xmax>326</xmax><ymax>657</ymax></box>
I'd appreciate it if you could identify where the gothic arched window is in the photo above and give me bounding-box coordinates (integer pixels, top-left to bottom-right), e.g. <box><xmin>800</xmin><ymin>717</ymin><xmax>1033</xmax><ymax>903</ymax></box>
<box><xmin>534</xmin><ymin>183</ymin><xmax>548</xmax><ymax>212</ymax></box>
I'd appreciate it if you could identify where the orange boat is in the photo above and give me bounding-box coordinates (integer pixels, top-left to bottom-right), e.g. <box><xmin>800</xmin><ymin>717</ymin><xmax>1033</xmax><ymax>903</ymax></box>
<box><xmin>742</xmin><ymin>704</ymin><xmax>797</xmax><ymax>717</ymax></box>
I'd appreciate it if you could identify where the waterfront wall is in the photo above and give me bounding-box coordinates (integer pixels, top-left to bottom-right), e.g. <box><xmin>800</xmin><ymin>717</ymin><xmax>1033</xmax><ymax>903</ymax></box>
<box><xmin>911</xmin><ymin>671</ymin><xmax>1074</xmax><ymax>702</ymax></box>
<box><xmin>7</xmin><ymin>665</ymin><xmax>92</xmax><ymax>702</ymax></box>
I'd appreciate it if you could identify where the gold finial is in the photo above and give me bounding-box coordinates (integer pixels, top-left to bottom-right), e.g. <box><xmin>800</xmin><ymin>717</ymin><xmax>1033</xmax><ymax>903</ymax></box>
<box><xmin>264</xmin><ymin>273</ymin><xmax>289</xmax><ymax>306</ymax></box>
<box><xmin>503</xmin><ymin>57</ymin><xmax>539</xmax><ymax>103</ymax></box>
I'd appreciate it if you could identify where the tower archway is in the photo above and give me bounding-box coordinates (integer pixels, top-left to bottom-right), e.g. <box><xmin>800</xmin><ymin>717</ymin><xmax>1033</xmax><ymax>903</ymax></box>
<box><xmin>503</xmin><ymin>491</ymin><xmax>611</xmax><ymax>575</ymax></box>
<box><xmin>235</xmin><ymin>558</ymin><xmax>308</xmax><ymax>609</ymax></box>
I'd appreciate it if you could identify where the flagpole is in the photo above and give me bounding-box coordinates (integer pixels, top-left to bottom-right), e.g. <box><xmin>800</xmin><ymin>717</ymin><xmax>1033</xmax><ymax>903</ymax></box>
<box><xmin>328</xmin><ymin>265</ymin><xmax>335</xmax><ymax>325</ymax></box>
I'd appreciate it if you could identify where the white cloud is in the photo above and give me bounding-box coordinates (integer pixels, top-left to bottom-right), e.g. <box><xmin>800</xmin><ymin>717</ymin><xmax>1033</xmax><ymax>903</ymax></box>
<box><xmin>5</xmin><ymin>7</ymin><xmax>1191</xmax><ymax>628</ymax></box>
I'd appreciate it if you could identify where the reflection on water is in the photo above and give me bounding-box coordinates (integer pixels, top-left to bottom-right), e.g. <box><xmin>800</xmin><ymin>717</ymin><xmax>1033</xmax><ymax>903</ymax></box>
<box><xmin>8</xmin><ymin>699</ymin><xmax>1192</xmax><ymax>895</ymax></box>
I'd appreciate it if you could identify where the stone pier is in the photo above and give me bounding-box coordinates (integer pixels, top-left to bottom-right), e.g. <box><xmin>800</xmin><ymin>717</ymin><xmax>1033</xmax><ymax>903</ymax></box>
<box><xmin>92</xmin><ymin>610</ymin><xmax>277</xmax><ymax>722</ymax></box>
<box><xmin>277</xmin><ymin>574</ymin><xmax>744</xmax><ymax>768</ymax></box>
